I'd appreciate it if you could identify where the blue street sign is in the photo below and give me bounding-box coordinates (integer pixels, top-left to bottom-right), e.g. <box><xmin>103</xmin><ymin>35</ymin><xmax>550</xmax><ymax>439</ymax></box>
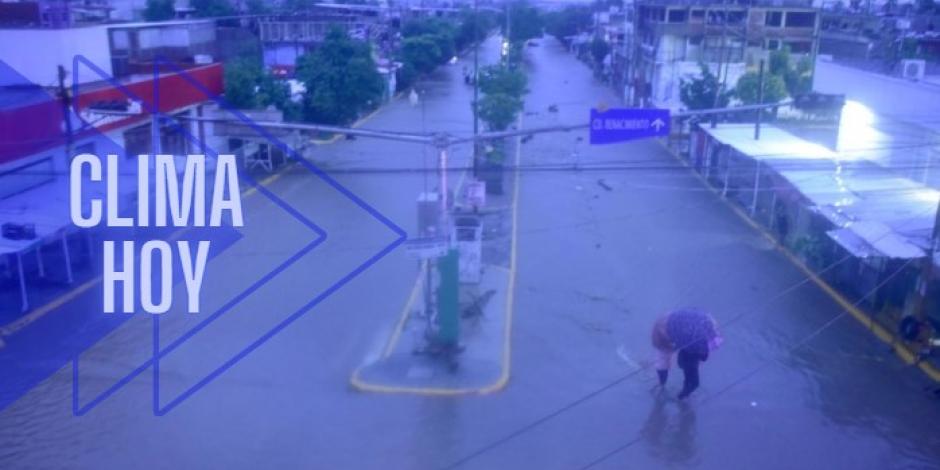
<box><xmin>589</xmin><ymin>108</ymin><xmax>671</xmax><ymax>145</ymax></box>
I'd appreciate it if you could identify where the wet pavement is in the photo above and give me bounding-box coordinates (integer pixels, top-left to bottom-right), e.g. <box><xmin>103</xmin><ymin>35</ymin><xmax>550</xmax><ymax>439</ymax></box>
<box><xmin>2</xmin><ymin>37</ymin><xmax>940</xmax><ymax>470</ymax></box>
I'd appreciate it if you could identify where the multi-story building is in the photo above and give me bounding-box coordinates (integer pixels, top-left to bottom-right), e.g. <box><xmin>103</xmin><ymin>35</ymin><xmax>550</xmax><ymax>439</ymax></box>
<box><xmin>595</xmin><ymin>5</ymin><xmax>630</xmax><ymax>92</ymax></box>
<box><xmin>819</xmin><ymin>8</ymin><xmax>940</xmax><ymax>73</ymax></box>
<box><xmin>0</xmin><ymin>18</ymin><xmax>223</xmax><ymax>200</ymax></box>
<box><xmin>259</xmin><ymin>3</ymin><xmax>398</xmax><ymax>76</ymax></box>
<box><xmin>628</xmin><ymin>0</ymin><xmax>820</xmax><ymax>111</ymax></box>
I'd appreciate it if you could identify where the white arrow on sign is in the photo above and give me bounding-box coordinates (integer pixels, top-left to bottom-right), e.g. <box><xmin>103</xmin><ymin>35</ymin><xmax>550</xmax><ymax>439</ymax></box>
<box><xmin>651</xmin><ymin>118</ymin><xmax>666</xmax><ymax>131</ymax></box>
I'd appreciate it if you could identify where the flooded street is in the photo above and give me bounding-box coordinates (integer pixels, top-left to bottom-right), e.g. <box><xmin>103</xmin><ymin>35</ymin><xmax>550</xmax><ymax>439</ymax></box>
<box><xmin>2</xmin><ymin>35</ymin><xmax>940</xmax><ymax>470</ymax></box>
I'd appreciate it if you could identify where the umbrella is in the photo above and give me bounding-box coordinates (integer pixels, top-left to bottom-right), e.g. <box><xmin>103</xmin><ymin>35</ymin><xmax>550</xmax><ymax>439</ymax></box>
<box><xmin>666</xmin><ymin>308</ymin><xmax>721</xmax><ymax>356</ymax></box>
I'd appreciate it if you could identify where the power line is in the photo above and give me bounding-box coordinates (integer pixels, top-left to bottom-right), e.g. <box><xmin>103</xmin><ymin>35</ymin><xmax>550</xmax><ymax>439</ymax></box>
<box><xmin>578</xmin><ymin>257</ymin><xmax>917</xmax><ymax>469</ymax></box>
<box><xmin>439</xmin><ymin>205</ymin><xmax>936</xmax><ymax>470</ymax></box>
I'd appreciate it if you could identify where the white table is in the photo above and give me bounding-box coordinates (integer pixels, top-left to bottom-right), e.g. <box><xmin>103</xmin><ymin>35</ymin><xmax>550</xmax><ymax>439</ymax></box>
<box><xmin>0</xmin><ymin>179</ymin><xmax>102</xmax><ymax>313</ymax></box>
<box><xmin>0</xmin><ymin>237</ymin><xmax>43</xmax><ymax>312</ymax></box>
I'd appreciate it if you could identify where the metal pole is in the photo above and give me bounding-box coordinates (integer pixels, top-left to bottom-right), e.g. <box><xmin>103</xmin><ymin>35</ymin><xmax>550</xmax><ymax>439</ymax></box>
<box><xmin>913</xmin><ymin>200</ymin><xmax>940</xmax><ymax>321</ymax></box>
<box><xmin>57</xmin><ymin>65</ymin><xmax>73</xmax><ymax>162</ymax></box>
<box><xmin>439</xmin><ymin>145</ymin><xmax>449</xmax><ymax>236</ymax></box>
<box><xmin>712</xmin><ymin>0</ymin><xmax>730</xmax><ymax>109</ymax></box>
<box><xmin>472</xmin><ymin>0</ymin><xmax>480</xmax><ymax>178</ymax></box>
<box><xmin>505</xmin><ymin>3</ymin><xmax>511</xmax><ymax>45</ymax></box>
<box><xmin>809</xmin><ymin>9</ymin><xmax>821</xmax><ymax>92</ymax></box>
<box><xmin>751</xmin><ymin>160</ymin><xmax>761</xmax><ymax>215</ymax></box>
<box><xmin>755</xmin><ymin>59</ymin><xmax>764</xmax><ymax>140</ymax></box>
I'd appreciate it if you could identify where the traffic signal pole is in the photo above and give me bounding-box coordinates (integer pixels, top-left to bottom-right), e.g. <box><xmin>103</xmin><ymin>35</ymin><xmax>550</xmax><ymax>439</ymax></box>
<box><xmin>89</xmin><ymin>100</ymin><xmax>794</xmax><ymax>367</ymax></box>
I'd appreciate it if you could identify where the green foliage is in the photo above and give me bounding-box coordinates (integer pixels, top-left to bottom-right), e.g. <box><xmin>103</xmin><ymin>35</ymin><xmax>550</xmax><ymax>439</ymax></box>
<box><xmin>223</xmin><ymin>58</ymin><xmax>293</xmax><ymax>113</ymax></box>
<box><xmin>296</xmin><ymin>28</ymin><xmax>385</xmax><ymax>124</ymax></box>
<box><xmin>455</xmin><ymin>10</ymin><xmax>494</xmax><ymax>49</ymax></box>
<box><xmin>590</xmin><ymin>36</ymin><xmax>609</xmax><ymax>66</ymax></box>
<box><xmin>223</xmin><ymin>58</ymin><xmax>260</xmax><ymax>109</ymax></box>
<box><xmin>402</xmin><ymin>17</ymin><xmax>454</xmax><ymax>39</ymax></box>
<box><xmin>769</xmin><ymin>48</ymin><xmax>791</xmax><ymax>76</ymax></box>
<box><xmin>769</xmin><ymin>46</ymin><xmax>813</xmax><ymax>96</ymax></box>
<box><xmin>402</xmin><ymin>18</ymin><xmax>456</xmax><ymax>62</ymax></box>
<box><xmin>191</xmin><ymin>0</ymin><xmax>234</xmax><ymax>18</ymax></box>
<box><xmin>680</xmin><ymin>63</ymin><xmax>731</xmax><ymax>110</ymax></box>
<box><xmin>504</xmin><ymin>41</ymin><xmax>525</xmax><ymax>67</ymax></box>
<box><xmin>143</xmin><ymin>0</ymin><xmax>175</xmax><ymax>21</ymax></box>
<box><xmin>543</xmin><ymin>6</ymin><xmax>593</xmax><ymax>42</ymax></box>
<box><xmin>504</xmin><ymin>2</ymin><xmax>543</xmax><ymax>43</ymax></box>
<box><xmin>478</xmin><ymin>64</ymin><xmax>528</xmax><ymax>98</ymax></box>
<box><xmin>477</xmin><ymin>93</ymin><xmax>523</xmax><ymax>131</ymax></box>
<box><xmin>735</xmin><ymin>71</ymin><xmax>788</xmax><ymax>105</ymax></box>
<box><xmin>399</xmin><ymin>35</ymin><xmax>442</xmax><ymax>75</ymax></box>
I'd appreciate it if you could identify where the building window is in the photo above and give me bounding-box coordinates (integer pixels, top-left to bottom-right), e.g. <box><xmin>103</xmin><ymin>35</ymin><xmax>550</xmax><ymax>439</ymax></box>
<box><xmin>690</xmin><ymin>9</ymin><xmax>705</xmax><ymax>22</ymax></box>
<box><xmin>728</xmin><ymin>11</ymin><xmax>746</xmax><ymax>25</ymax></box>
<box><xmin>766</xmin><ymin>39</ymin><xmax>782</xmax><ymax>50</ymax></box>
<box><xmin>765</xmin><ymin>11</ymin><xmax>783</xmax><ymax>27</ymax></box>
<box><xmin>667</xmin><ymin>9</ymin><xmax>688</xmax><ymax>23</ymax></box>
<box><xmin>785</xmin><ymin>12</ymin><xmax>816</xmax><ymax>28</ymax></box>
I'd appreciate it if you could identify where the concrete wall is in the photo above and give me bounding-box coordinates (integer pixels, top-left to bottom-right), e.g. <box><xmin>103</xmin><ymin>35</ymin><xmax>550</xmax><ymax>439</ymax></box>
<box><xmin>0</xmin><ymin>25</ymin><xmax>112</xmax><ymax>86</ymax></box>
<box><xmin>652</xmin><ymin>60</ymin><xmax>746</xmax><ymax>111</ymax></box>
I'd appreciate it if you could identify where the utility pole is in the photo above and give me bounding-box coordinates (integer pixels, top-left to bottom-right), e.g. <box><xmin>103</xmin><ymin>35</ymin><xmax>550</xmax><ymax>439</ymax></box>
<box><xmin>630</xmin><ymin>0</ymin><xmax>640</xmax><ymax>106</ymax></box>
<box><xmin>712</xmin><ymin>0</ymin><xmax>730</xmax><ymax>110</ymax></box>
<box><xmin>472</xmin><ymin>0</ymin><xmax>480</xmax><ymax>178</ymax></box>
<box><xmin>57</xmin><ymin>65</ymin><xmax>73</xmax><ymax>162</ymax></box>
<box><xmin>755</xmin><ymin>59</ymin><xmax>764</xmax><ymax>140</ymax></box>
<box><xmin>504</xmin><ymin>1</ymin><xmax>511</xmax><ymax>62</ymax></box>
<box><xmin>809</xmin><ymin>8</ymin><xmax>821</xmax><ymax>92</ymax></box>
<box><xmin>913</xmin><ymin>201</ymin><xmax>940</xmax><ymax>322</ymax></box>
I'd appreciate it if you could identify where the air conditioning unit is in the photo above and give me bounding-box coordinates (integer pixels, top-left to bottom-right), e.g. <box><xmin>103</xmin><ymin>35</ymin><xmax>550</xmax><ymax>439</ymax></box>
<box><xmin>901</xmin><ymin>59</ymin><xmax>926</xmax><ymax>81</ymax></box>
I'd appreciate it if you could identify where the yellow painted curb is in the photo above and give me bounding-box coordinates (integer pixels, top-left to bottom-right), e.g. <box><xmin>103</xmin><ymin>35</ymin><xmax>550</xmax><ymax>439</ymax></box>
<box><xmin>348</xmin><ymin>115</ymin><xmax>525</xmax><ymax>396</ymax></box>
<box><xmin>657</xmin><ymin>139</ymin><xmax>940</xmax><ymax>382</ymax></box>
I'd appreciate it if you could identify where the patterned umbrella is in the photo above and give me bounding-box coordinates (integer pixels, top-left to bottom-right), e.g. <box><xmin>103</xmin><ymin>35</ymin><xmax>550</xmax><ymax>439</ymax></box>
<box><xmin>665</xmin><ymin>308</ymin><xmax>721</xmax><ymax>356</ymax></box>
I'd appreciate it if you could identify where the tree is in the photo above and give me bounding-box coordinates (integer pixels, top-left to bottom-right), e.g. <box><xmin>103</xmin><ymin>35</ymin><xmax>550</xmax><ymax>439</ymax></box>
<box><xmin>769</xmin><ymin>47</ymin><xmax>792</xmax><ymax>76</ymax></box>
<box><xmin>399</xmin><ymin>36</ymin><xmax>442</xmax><ymax>75</ymax></box>
<box><xmin>680</xmin><ymin>63</ymin><xmax>731</xmax><ymax>110</ymax></box>
<box><xmin>477</xmin><ymin>93</ymin><xmax>522</xmax><ymax>131</ymax></box>
<box><xmin>456</xmin><ymin>10</ymin><xmax>493</xmax><ymax>50</ymax></box>
<box><xmin>143</xmin><ymin>0</ymin><xmax>175</xmax><ymax>21</ymax></box>
<box><xmin>402</xmin><ymin>18</ymin><xmax>457</xmax><ymax>64</ymax></box>
<box><xmin>296</xmin><ymin>28</ymin><xmax>385</xmax><ymax>124</ymax></box>
<box><xmin>544</xmin><ymin>5</ymin><xmax>593</xmax><ymax>42</ymax></box>
<box><xmin>735</xmin><ymin>71</ymin><xmax>787</xmax><ymax>105</ymax></box>
<box><xmin>223</xmin><ymin>58</ymin><xmax>293</xmax><ymax>113</ymax></box>
<box><xmin>478</xmin><ymin>64</ymin><xmax>528</xmax><ymax>98</ymax></box>
<box><xmin>224</xmin><ymin>58</ymin><xmax>261</xmax><ymax>109</ymax></box>
<box><xmin>505</xmin><ymin>2</ymin><xmax>543</xmax><ymax>43</ymax></box>
<box><xmin>191</xmin><ymin>0</ymin><xmax>234</xmax><ymax>18</ymax></box>
<box><xmin>769</xmin><ymin>47</ymin><xmax>813</xmax><ymax>96</ymax></box>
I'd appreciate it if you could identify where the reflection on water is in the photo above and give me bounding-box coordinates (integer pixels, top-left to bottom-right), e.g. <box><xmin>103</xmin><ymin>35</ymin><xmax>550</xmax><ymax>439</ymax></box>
<box><xmin>640</xmin><ymin>392</ymin><xmax>698</xmax><ymax>465</ymax></box>
<box><xmin>838</xmin><ymin>100</ymin><xmax>940</xmax><ymax>188</ymax></box>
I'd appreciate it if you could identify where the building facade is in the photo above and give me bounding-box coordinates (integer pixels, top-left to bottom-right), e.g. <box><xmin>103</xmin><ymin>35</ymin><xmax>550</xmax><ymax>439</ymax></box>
<box><xmin>628</xmin><ymin>0</ymin><xmax>821</xmax><ymax>111</ymax></box>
